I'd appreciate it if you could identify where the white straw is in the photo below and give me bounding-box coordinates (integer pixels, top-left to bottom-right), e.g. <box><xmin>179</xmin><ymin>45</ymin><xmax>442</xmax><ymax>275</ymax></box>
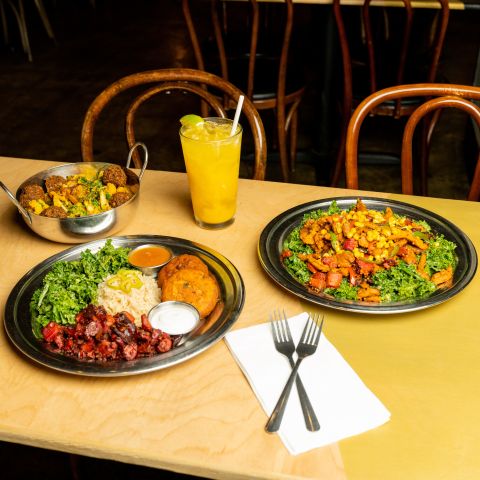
<box><xmin>230</xmin><ymin>95</ymin><xmax>244</xmax><ymax>136</ymax></box>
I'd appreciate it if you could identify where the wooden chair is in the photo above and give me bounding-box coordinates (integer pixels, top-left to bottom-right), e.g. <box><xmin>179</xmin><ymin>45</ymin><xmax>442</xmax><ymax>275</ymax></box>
<box><xmin>0</xmin><ymin>0</ymin><xmax>56</xmax><ymax>62</ymax></box>
<box><xmin>182</xmin><ymin>0</ymin><xmax>305</xmax><ymax>182</ymax></box>
<box><xmin>81</xmin><ymin>68</ymin><xmax>267</xmax><ymax>180</ymax></box>
<box><xmin>331</xmin><ymin>0</ymin><xmax>450</xmax><ymax>189</ymax></box>
<box><xmin>345</xmin><ymin>83</ymin><xmax>480</xmax><ymax>201</ymax></box>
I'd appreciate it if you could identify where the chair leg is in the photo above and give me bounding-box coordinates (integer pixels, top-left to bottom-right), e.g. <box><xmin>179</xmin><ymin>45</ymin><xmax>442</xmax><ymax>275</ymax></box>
<box><xmin>289</xmin><ymin>109</ymin><xmax>298</xmax><ymax>172</ymax></box>
<box><xmin>34</xmin><ymin>0</ymin><xmax>56</xmax><ymax>43</ymax></box>
<box><xmin>277</xmin><ymin>117</ymin><xmax>290</xmax><ymax>182</ymax></box>
<box><xmin>0</xmin><ymin>1</ymin><xmax>9</xmax><ymax>44</ymax></box>
<box><xmin>419</xmin><ymin>121</ymin><xmax>429</xmax><ymax>196</ymax></box>
<box><xmin>69</xmin><ymin>453</ymin><xmax>81</xmax><ymax>480</ymax></box>
<box><xmin>6</xmin><ymin>0</ymin><xmax>32</xmax><ymax>61</ymax></box>
<box><xmin>467</xmin><ymin>152</ymin><xmax>480</xmax><ymax>201</ymax></box>
<box><xmin>419</xmin><ymin>109</ymin><xmax>442</xmax><ymax>196</ymax></box>
<box><xmin>330</xmin><ymin>122</ymin><xmax>348</xmax><ymax>187</ymax></box>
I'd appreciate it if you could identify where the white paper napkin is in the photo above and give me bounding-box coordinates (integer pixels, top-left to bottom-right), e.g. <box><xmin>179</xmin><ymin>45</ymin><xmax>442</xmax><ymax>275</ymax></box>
<box><xmin>224</xmin><ymin>312</ymin><xmax>391</xmax><ymax>455</ymax></box>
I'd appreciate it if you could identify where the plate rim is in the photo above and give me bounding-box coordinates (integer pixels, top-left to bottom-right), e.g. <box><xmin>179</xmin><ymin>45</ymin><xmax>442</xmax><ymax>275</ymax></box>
<box><xmin>4</xmin><ymin>235</ymin><xmax>245</xmax><ymax>376</ymax></box>
<box><xmin>258</xmin><ymin>196</ymin><xmax>478</xmax><ymax>314</ymax></box>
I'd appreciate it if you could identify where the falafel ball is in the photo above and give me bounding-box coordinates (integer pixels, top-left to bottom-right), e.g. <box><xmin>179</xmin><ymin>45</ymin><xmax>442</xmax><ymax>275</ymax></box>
<box><xmin>45</xmin><ymin>175</ymin><xmax>66</xmax><ymax>193</ymax></box>
<box><xmin>102</xmin><ymin>165</ymin><xmax>127</xmax><ymax>187</ymax></box>
<box><xmin>109</xmin><ymin>191</ymin><xmax>132</xmax><ymax>208</ymax></box>
<box><xmin>41</xmin><ymin>206</ymin><xmax>68</xmax><ymax>218</ymax></box>
<box><xmin>19</xmin><ymin>183</ymin><xmax>46</xmax><ymax>208</ymax></box>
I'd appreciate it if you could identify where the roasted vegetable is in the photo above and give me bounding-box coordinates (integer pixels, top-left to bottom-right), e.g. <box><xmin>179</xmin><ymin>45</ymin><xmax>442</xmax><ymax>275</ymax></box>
<box><xmin>281</xmin><ymin>199</ymin><xmax>457</xmax><ymax>303</ymax></box>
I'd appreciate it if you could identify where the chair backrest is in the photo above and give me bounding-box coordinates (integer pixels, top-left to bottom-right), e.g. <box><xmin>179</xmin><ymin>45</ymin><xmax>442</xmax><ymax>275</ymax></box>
<box><xmin>345</xmin><ymin>83</ymin><xmax>480</xmax><ymax>201</ymax></box>
<box><xmin>182</xmin><ymin>0</ymin><xmax>294</xmax><ymax>105</ymax></box>
<box><xmin>329</xmin><ymin>0</ymin><xmax>450</xmax><ymax>188</ymax></box>
<box><xmin>182</xmin><ymin>0</ymin><xmax>303</xmax><ymax>183</ymax></box>
<box><xmin>81</xmin><ymin>68</ymin><xmax>267</xmax><ymax>180</ymax></box>
<box><xmin>333</xmin><ymin>0</ymin><xmax>450</xmax><ymax>117</ymax></box>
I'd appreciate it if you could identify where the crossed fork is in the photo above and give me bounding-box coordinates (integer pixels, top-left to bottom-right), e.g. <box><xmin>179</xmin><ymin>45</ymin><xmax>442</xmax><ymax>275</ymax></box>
<box><xmin>265</xmin><ymin>310</ymin><xmax>324</xmax><ymax>433</ymax></box>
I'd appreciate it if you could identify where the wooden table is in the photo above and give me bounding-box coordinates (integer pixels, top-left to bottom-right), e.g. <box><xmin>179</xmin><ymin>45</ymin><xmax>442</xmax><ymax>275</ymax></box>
<box><xmin>223</xmin><ymin>0</ymin><xmax>471</xmax><ymax>11</ymax></box>
<box><xmin>1</xmin><ymin>157</ymin><xmax>480</xmax><ymax>480</ymax></box>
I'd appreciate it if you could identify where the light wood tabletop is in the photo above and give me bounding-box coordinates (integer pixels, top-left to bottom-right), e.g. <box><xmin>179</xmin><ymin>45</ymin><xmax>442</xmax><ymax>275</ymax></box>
<box><xmin>1</xmin><ymin>157</ymin><xmax>479</xmax><ymax>479</ymax></box>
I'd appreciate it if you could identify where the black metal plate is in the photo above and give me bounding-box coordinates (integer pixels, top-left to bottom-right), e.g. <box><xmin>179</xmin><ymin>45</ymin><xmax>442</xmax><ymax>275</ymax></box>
<box><xmin>258</xmin><ymin>197</ymin><xmax>477</xmax><ymax>314</ymax></box>
<box><xmin>4</xmin><ymin>235</ymin><xmax>245</xmax><ymax>376</ymax></box>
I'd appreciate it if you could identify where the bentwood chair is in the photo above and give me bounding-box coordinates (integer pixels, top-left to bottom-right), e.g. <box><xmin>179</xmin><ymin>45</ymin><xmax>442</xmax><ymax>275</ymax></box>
<box><xmin>331</xmin><ymin>0</ymin><xmax>450</xmax><ymax>190</ymax></box>
<box><xmin>182</xmin><ymin>0</ymin><xmax>305</xmax><ymax>182</ymax></box>
<box><xmin>81</xmin><ymin>68</ymin><xmax>267</xmax><ymax>180</ymax></box>
<box><xmin>345</xmin><ymin>84</ymin><xmax>480</xmax><ymax>201</ymax></box>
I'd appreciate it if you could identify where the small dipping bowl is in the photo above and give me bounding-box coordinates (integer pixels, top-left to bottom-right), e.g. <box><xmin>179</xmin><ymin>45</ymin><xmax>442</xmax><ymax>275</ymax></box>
<box><xmin>148</xmin><ymin>301</ymin><xmax>201</xmax><ymax>336</ymax></box>
<box><xmin>128</xmin><ymin>244</ymin><xmax>173</xmax><ymax>277</ymax></box>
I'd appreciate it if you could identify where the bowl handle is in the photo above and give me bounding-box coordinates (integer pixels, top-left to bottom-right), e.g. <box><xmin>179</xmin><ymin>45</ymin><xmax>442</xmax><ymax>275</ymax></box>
<box><xmin>126</xmin><ymin>142</ymin><xmax>148</xmax><ymax>181</ymax></box>
<box><xmin>0</xmin><ymin>181</ymin><xmax>33</xmax><ymax>225</ymax></box>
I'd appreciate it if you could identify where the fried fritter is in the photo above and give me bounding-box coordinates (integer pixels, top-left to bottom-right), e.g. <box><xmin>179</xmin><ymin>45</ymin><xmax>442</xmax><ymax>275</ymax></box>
<box><xmin>157</xmin><ymin>254</ymin><xmax>209</xmax><ymax>288</ymax></box>
<box><xmin>19</xmin><ymin>183</ymin><xmax>46</xmax><ymax>207</ymax></box>
<box><xmin>109</xmin><ymin>191</ymin><xmax>132</xmax><ymax>207</ymax></box>
<box><xmin>45</xmin><ymin>175</ymin><xmax>66</xmax><ymax>193</ymax></box>
<box><xmin>102</xmin><ymin>165</ymin><xmax>127</xmax><ymax>187</ymax></box>
<box><xmin>161</xmin><ymin>268</ymin><xmax>219</xmax><ymax>318</ymax></box>
<box><xmin>41</xmin><ymin>206</ymin><xmax>68</xmax><ymax>218</ymax></box>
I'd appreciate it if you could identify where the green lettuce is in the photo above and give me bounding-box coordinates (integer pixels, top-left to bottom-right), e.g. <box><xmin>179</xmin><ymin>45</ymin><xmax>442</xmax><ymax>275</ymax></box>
<box><xmin>425</xmin><ymin>235</ymin><xmax>457</xmax><ymax>275</ymax></box>
<box><xmin>30</xmin><ymin>239</ymin><xmax>131</xmax><ymax>338</ymax></box>
<box><xmin>372</xmin><ymin>261</ymin><xmax>436</xmax><ymax>302</ymax></box>
<box><xmin>325</xmin><ymin>279</ymin><xmax>358</xmax><ymax>301</ymax></box>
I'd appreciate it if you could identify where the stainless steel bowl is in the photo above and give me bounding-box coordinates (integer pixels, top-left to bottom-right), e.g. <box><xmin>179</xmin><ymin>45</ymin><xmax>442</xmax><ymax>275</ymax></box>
<box><xmin>1</xmin><ymin>143</ymin><xmax>148</xmax><ymax>243</ymax></box>
<box><xmin>128</xmin><ymin>243</ymin><xmax>173</xmax><ymax>277</ymax></box>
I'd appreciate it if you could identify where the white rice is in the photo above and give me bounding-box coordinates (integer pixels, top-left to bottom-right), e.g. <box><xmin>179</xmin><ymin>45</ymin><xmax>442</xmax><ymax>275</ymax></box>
<box><xmin>96</xmin><ymin>272</ymin><xmax>160</xmax><ymax>326</ymax></box>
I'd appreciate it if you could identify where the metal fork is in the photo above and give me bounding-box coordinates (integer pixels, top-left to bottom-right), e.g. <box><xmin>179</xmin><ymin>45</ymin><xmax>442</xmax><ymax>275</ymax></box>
<box><xmin>265</xmin><ymin>313</ymin><xmax>324</xmax><ymax>433</ymax></box>
<box><xmin>268</xmin><ymin>310</ymin><xmax>320</xmax><ymax>432</ymax></box>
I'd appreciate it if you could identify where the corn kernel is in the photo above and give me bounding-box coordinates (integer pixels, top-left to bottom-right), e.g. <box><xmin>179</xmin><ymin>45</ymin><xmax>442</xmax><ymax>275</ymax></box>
<box><xmin>106</xmin><ymin>183</ymin><xmax>117</xmax><ymax>195</ymax></box>
<box><xmin>353</xmin><ymin>248</ymin><xmax>363</xmax><ymax>258</ymax></box>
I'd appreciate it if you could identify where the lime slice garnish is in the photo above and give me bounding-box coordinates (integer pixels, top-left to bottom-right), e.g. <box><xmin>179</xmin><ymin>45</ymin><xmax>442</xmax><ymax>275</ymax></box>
<box><xmin>180</xmin><ymin>114</ymin><xmax>204</xmax><ymax>126</ymax></box>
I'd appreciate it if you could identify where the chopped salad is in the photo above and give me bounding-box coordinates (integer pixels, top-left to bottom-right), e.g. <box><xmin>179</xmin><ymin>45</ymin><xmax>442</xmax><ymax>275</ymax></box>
<box><xmin>281</xmin><ymin>199</ymin><xmax>457</xmax><ymax>303</ymax></box>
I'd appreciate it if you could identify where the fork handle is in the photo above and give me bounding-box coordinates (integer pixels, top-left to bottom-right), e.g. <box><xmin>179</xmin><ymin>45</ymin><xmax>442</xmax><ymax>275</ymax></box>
<box><xmin>291</xmin><ymin>361</ymin><xmax>320</xmax><ymax>432</ymax></box>
<box><xmin>265</xmin><ymin>359</ymin><xmax>303</xmax><ymax>433</ymax></box>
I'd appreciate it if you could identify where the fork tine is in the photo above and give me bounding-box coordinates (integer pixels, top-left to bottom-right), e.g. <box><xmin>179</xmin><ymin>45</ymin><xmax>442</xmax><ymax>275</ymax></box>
<box><xmin>282</xmin><ymin>309</ymin><xmax>293</xmax><ymax>342</ymax></box>
<box><xmin>311</xmin><ymin>314</ymin><xmax>324</xmax><ymax>346</ymax></box>
<box><xmin>300</xmin><ymin>315</ymin><xmax>314</xmax><ymax>344</ymax></box>
<box><xmin>278</xmin><ymin>317</ymin><xmax>292</xmax><ymax>342</ymax></box>
<box><xmin>270</xmin><ymin>312</ymin><xmax>280</xmax><ymax>342</ymax></box>
<box><xmin>271</xmin><ymin>310</ymin><xmax>286</xmax><ymax>343</ymax></box>
<box><xmin>309</xmin><ymin>317</ymin><xmax>318</xmax><ymax>343</ymax></box>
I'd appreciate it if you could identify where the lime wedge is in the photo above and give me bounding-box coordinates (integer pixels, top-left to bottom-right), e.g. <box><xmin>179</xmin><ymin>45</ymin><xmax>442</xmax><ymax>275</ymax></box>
<box><xmin>180</xmin><ymin>114</ymin><xmax>204</xmax><ymax>127</ymax></box>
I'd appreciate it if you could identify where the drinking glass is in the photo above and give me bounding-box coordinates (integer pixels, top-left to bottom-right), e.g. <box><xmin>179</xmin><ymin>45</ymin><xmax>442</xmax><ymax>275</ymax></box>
<box><xmin>179</xmin><ymin>117</ymin><xmax>242</xmax><ymax>229</ymax></box>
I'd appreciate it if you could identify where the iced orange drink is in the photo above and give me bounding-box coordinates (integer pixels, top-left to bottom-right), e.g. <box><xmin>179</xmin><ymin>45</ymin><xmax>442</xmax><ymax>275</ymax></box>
<box><xmin>179</xmin><ymin>116</ymin><xmax>242</xmax><ymax>229</ymax></box>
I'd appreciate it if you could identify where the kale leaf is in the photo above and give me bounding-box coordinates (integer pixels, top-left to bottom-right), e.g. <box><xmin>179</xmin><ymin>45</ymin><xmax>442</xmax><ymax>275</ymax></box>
<box><xmin>30</xmin><ymin>239</ymin><xmax>131</xmax><ymax>338</ymax></box>
<box><xmin>372</xmin><ymin>261</ymin><xmax>436</xmax><ymax>302</ymax></box>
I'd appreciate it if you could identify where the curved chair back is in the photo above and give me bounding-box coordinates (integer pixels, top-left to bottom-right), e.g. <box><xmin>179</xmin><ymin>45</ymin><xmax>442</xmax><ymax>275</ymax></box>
<box><xmin>81</xmin><ymin>68</ymin><xmax>266</xmax><ymax>180</ymax></box>
<box><xmin>182</xmin><ymin>0</ymin><xmax>305</xmax><ymax>182</ymax></box>
<box><xmin>331</xmin><ymin>0</ymin><xmax>450</xmax><ymax>186</ymax></box>
<box><xmin>345</xmin><ymin>83</ymin><xmax>480</xmax><ymax>201</ymax></box>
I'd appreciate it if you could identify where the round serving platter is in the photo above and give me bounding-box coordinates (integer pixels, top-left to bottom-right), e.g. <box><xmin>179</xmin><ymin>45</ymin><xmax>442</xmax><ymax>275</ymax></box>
<box><xmin>258</xmin><ymin>196</ymin><xmax>477</xmax><ymax>314</ymax></box>
<box><xmin>4</xmin><ymin>235</ymin><xmax>245</xmax><ymax>376</ymax></box>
